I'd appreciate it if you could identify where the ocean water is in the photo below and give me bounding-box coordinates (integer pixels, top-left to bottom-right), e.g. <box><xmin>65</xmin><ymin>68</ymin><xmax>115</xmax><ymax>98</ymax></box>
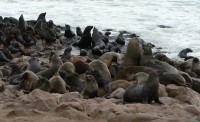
<box><xmin>0</xmin><ymin>0</ymin><xmax>200</xmax><ymax>60</ymax></box>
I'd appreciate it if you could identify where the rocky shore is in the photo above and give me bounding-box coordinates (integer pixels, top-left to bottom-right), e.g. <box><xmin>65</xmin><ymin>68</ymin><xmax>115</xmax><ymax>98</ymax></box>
<box><xmin>0</xmin><ymin>13</ymin><xmax>200</xmax><ymax>122</ymax></box>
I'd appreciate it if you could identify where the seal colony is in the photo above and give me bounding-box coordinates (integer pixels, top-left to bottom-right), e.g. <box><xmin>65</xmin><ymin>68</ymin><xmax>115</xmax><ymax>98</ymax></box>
<box><xmin>0</xmin><ymin>13</ymin><xmax>200</xmax><ymax>106</ymax></box>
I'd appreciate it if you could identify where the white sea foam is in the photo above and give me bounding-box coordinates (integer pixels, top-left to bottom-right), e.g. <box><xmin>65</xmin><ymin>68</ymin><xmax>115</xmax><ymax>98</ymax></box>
<box><xmin>0</xmin><ymin>0</ymin><xmax>200</xmax><ymax>60</ymax></box>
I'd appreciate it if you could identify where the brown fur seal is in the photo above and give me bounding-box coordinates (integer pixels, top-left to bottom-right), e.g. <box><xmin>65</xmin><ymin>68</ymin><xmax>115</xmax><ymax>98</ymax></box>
<box><xmin>134</xmin><ymin>72</ymin><xmax>149</xmax><ymax>85</ymax></box>
<box><xmin>19</xmin><ymin>70</ymin><xmax>39</xmax><ymax>92</ymax></box>
<box><xmin>154</xmin><ymin>53</ymin><xmax>175</xmax><ymax>66</ymax></box>
<box><xmin>121</xmin><ymin>37</ymin><xmax>143</xmax><ymax>67</ymax></box>
<box><xmin>87</xmin><ymin>69</ymin><xmax>111</xmax><ymax>96</ymax></box>
<box><xmin>178</xmin><ymin>58</ymin><xmax>193</xmax><ymax>73</ymax></box>
<box><xmin>36</xmin><ymin>76</ymin><xmax>52</xmax><ymax>92</ymax></box>
<box><xmin>27</xmin><ymin>57</ymin><xmax>41</xmax><ymax>73</ymax></box>
<box><xmin>141</xmin><ymin>59</ymin><xmax>178</xmax><ymax>74</ymax></box>
<box><xmin>178</xmin><ymin>48</ymin><xmax>193</xmax><ymax>58</ymax></box>
<box><xmin>59</xmin><ymin>72</ymin><xmax>83</xmax><ymax>93</ymax></box>
<box><xmin>18</xmin><ymin>14</ymin><xmax>27</xmax><ymax>32</ymax></box>
<box><xmin>159</xmin><ymin>72</ymin><xmax>187</xmax><ymax>86</ymax></box>
<box><xmin>37</xmin><ymin>52</ymin><xmax>63</xmax><ymax>79</ymax></box>
<box><xmin>107</xmin><ymin>80</ymin><xmax>131</xmax><ymax>94</ymax></box>
<box><xmin>92</xmin><ymin>27</ymin><xmax>105</xmax><ymax>47</ymax></box>
<box><xmin>75</xmin><ymin>26</ymin><xmax>93</xmax><ymax>49</ymax></box>
<box><xmin>81</xmin><ymin>75</ymin><xmax>98</xmax><ymax>98</ymax></box>
<box><xmin>49</xmin><ymin>76</ymin><xmax>68</xmax><ymax>94</ymax></box>
<box><xmin>58</xmin><ymin>61</ymin><xmax>75</xmax><ymax>76</ymax></box>
<box><xmin>98</xmin><ymin>52</ymin><xmax>122</xmax><ymax>67</ymax></box>
<box><xmin>123</xmin><ymin>70</ymin><xmax>163</xmax><ymax>104</ymax></box>
<box><xmin>89</xmin><ymin>59</ymin><xmax>111</xmax><ymax>80</ymax></box>
<box><xmin>115</xmin><ymin>66</ymin><xmax>154</xmax><ymax>81</ymax></box>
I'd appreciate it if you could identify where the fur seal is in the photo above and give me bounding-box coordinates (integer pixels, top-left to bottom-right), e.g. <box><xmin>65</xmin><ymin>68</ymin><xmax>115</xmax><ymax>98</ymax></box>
<box><xmin>134</xmin><ymin>72</ymin><xmax>149</xmax><ymax>85</ymax></box>
<box><xmin>49</xmin><ymin>76</ymin><xmax>67</xmax><ymax>94</ymax></box>
<box><xmin>88</xmin><ymin>70</ymin><xmax>110</xmax><ymax>96</ymax></box>
<box><xmin>115</xmin><ymin>66</ymin><xmax>154</xmax><ymax>81</ymax></box>
<box><xmin>154</xmin><ymin>53</ymin><xmax>174</xmax><ymax>66</ymax></box>
<box><xmin>89</xmin><ymin>59</ymin><xmax>111</xmax><ymax>80</ymax></box>
<box><xmin>37</xmin><ymin>12</ymin><xmax>46</xmax><ymax>23</ymax></box>
<box><xmin>76</xmin><ymin>27</ymin><xmax>82</xmax><ymax>37</ymax></box>
<box><xmin>19</xmin><ymin>70</ymin><xmax>39</xmax><ymax>92</ymax></box>
<box><xmin>178</xmin><ymin>48</ymin><xmax>193</xmax><ymax>58</ymax></box>
<box><xmin>98</xmin><ymin>52</ymin><xmax>121</xmax><ymax>67</ymax></box>
<box><xmin>80</xmin><ymin>49</ymin><xmax>88</xmax><ymax>56</ymax></box>
<box><xmin>61</xmin><ymin>46</ymin><xmax>72</xmax><ymax>63</ymax></box>
<box><xmin>64</xmin><ymin>24</ymin><xmax>75</xmax><ymax>38</ymax></box>
<box><xmin>36</xmin><ymin>76</ymin><xmax>52</xmax><ymax>92</ymax></box>
<box><xmin>81</xmin><ymin>75</ymin><xmax>98</xmax><ymax>98</ymax></box>
<box><xmin>60</xmin><ymin>72</ymin><xmax>83</xmax><ymax>93</ymax></box>
<box><xmin>123</xmin><ymin>70</ymin><xmax>163</xmax><ymax>104</ymax></box>
<box><xmin>58</xmin><ymin>61</ymin><xmax>75</xmax><ymax>76</ymax></box>
<box><xmin>159</xmin><ymin>72</ymin><xmax>187</xmax><ymax>86</ymax></box>
<box><xmin>116</xmin><ymin>32</ymin><xmax>125</xmax><ymax>45</ymax></box>
<box><xmin>27</xmin><ymin>57</ymin><xmax>41</xmax><ymax>73</ymax></box>
<box><xmin>100</xmin><ymin>31</ymin><xmax>111</xmax><ymax>44</ymax></box>
<box><xmin>121</xmin><ymin>37</ymin><xmax>143</xmax><ymax>67</ymax></box>
<box><xmin>37</xmin><ymin>52</ymin><xmax>63</xmax><ymax>79</ymax></box>
<box><xmin>76</xmin><ymin>26</ymin><xmax>93</xmax><ymax>49</ymax></box>
<box><xmin>107</xmin><ymin>80</ymin><xmax>131</xmax><ymax>94</ymax></box>
<box><xmin>92</xmin><ymin>27</ymin><xmax>105</xmax><ymax>47</ymax></box>
<box><xmin>18</xmin><ymin>14</ymin><xmax>27</xmax><ymax>32</ymax></box>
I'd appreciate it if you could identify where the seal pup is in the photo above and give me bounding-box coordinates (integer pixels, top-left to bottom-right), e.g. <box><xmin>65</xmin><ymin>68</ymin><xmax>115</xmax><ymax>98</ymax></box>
<box><xmin>123</xmin><ymin>70</ymin><xmax>163</xmax><ymax>104</ymax></box>
<box><xmin>76</xmin><ymin>27</ymin><xmax>82</xmax><ymax>37</ymax></box>
<box><xmin>81</xmin><ymin>75</ymin><xmax>98</xmax><ymax>98</ymax></box>
<box><xmin>92</xmin><ymin>27</ymin><xmax>105</xmax><ymax>47</ymax></box>
<box><xmin>115</xmin><ymin>66</ymin><xmax>154</xmax><ymax>81</ymax></box>
<box><xmin>27</xmin><ymin>57</ymin><xmax>41</xmax><ymax>73</ymax></box>
<box><xmin>37</xmin><ymin>52</ymin><xmax>63</xmax><ymax>79</ymax></box>
<box><xmin>87</xmin><ymin>69</ymin><xmax>111</xmax><ymax>96</ymax></box>
<box><xmin>19</xmin><ymin>70</ymin><xmax>39</xmax><ymax>92</ymax></box>
<box><xmin>107</xmin><ymin>80</ymin><xmax>131</xmax><ymax>94</ymax></box>
<box><xmin>100</xmin><ymin>31</ymin><xmax>111</xmax><ymax>44</ymax></box>
<box><xmin>154</xmin><ymin>53</ymin><xmax>174</xmax><ymax>66</ymax></box>
<box><xmin>178</xmin><ymin>48</ymin><xmax>193</xmax><ymax>58</ymax></box>
<box><xmin>64</xmin><ymin>24</ymin><xmax>75</xmax><ymax>38</ymax></box>
<box><xmin>49</xmin><ymin>76</ymin><xmax>67</xmax><ymax>94</ymax></box>
<box><xmin>60</xmin><ymin>72</ymin><xmax>83</xmax><ymax>93</ymax></box>
<box><xmin>61</xmin><ymin>46</ymin><xmax>72</xmax><ymax>63</ymax></box>
<box><xmin>75</xmin><ymin>26</ymin><xmax>93</xmax><ymax>49</ymax></box>
<box><xmin>36</xmin><ymin>76</ymin><xmax>52</xmax><ymax>92</ymax></box>
<box><xmin>116</xmin><ymin>32</ymin><xmax>125</xmax><ymax>45</ymax></box>
<box><xmin>18</xmin><ymin>14</ymin><xmax>27</xmax><ymax>32</ymax></box>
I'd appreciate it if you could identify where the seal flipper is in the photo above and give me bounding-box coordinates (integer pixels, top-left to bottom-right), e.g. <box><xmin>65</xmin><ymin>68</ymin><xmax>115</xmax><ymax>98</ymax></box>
<box><xmin>154</xmin><ymin>97</ymin><xmax>164</xmax><ymax>105</ymax></box>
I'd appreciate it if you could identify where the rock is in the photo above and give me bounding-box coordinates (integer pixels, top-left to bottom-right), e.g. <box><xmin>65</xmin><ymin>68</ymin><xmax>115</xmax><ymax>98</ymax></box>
<box><xmin>28</xmin><ymin>97</ymin><xmax>58</xmax><ymax>111</ymax></box>
<box><xmin>158</xmin><ymin>83</ymin><xmax>167</xmax><ymax>97</ymax></box>
<box><xmin>19</xmin><ymin>89</ymin><xmax>60</xmax><ymax>103</ymax></box>
<box><xmin>166</xmin><ymin>84</ymin><xmax>187</xmax><ymax>98</ymax></box>
<box><xmin>107</xmin><ymin>114</ymin><xmax>163</xmax><ymax>122</ymax></box>
<box><xmin>58</xmin><ymin>92</ymin><xmax>82</xmax><ymax>103</ymax></box>
<box><xmin>184</xmin><ymin>105</ymin><xmax>200</xmax><ymax>116</ymax></box>
<box><xmin>166</xmin><ymin>84</ymin><xmax>200</xmax><ymax>107</ymax></box>
<box><xmin>56</xmin><ymin>102</ymin><xmax>85</xmax><ymax>112</ymax></box>
<box><xmin>57</xmin><ymin>107</ymin><xmax>90</xmax><ymax>120</ymax></box>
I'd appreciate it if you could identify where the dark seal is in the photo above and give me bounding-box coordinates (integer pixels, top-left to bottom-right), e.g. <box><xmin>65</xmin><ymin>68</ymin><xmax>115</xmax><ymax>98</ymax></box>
<box><xmin>123</xmin><ymin>70</ymin><xmax>163</xmax><ymax>104</ymax></box>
